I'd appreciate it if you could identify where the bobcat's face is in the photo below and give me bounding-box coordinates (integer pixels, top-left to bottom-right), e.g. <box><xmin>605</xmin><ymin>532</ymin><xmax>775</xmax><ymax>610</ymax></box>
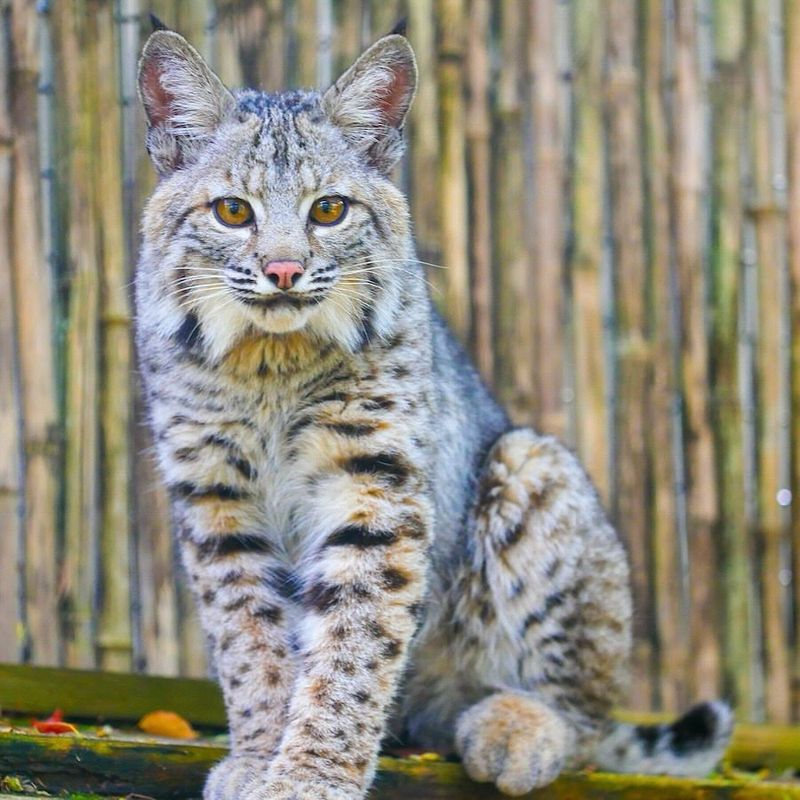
<box><xmin>137</xmin><ymin>32</ymin><xmax>416</xmax><ymax>360</ymax></box>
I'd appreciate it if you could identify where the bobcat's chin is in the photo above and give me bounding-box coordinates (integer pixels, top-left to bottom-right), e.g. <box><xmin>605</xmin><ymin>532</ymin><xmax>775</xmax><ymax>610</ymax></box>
<box><xmin>243</xmin><ymin>302</ymin><xmax>316</xmax><ymax>335</ymax></box>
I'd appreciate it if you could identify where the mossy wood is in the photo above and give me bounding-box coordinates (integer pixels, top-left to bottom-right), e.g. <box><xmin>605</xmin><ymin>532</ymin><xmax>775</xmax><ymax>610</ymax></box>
<box><xmin>1</xmin><ymin>664</ymin><xmax>799</xmax><ymax>774</ymax></box>
<box><xmin>1</xmin><ymin>730</ymin><xmax>800</xmax><ymax>800</ymax></box>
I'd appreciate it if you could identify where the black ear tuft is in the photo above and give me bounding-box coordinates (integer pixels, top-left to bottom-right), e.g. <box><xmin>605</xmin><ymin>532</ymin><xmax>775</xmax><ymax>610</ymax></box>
<box><xmin>389</xmin><ymin>17</ymin><xmax>408</xmax><ymax>37</ymax></box>
<box><xmin>149</xmin><ymin>13</ymin><xmax>169</xmax><ymax>32</ymax></box>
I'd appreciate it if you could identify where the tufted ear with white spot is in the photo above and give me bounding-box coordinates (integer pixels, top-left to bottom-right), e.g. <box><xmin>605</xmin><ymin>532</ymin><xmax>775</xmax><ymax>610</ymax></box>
<box><xmin>322</xmin><ymin>34</ymin><xmax>417</xmax><ymax>173</ymax></box>
<box><xmin>138</xmin><ymin>30</ymin><xmax>235</xmax><ymax>175</ymax></box>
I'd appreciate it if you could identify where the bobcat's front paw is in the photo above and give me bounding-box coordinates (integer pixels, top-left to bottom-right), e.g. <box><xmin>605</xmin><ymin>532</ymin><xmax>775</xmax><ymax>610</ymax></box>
<box><xmin>257</xmin><ymin>776</ymin><xmax>361</xmax><ymax>800</ymax></box>
<box><xmin>203</xmin><ymin>754</ymin><xmax>271</xmax><ymax>800</ymax></box>
<box><xmin>455</xmin><ymin>693</ymin><xmax>575</xmax><ymax>796</ymax></box>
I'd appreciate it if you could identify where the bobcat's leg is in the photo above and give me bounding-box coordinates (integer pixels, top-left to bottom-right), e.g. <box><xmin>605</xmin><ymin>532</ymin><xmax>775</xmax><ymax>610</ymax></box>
<box><xmin>156</xmin><ymin>416</ymin><xmax>297</xmax><ymax>799</ymax></box>
<box><xmin>256</xmin><ymin>381</ymin><xmax>434</xmax><ymax>800</ymax></box>
<box><xmin>406</xmin><ymin>428</ymin><xmax>632</xmax><ymax>796</ymax></box>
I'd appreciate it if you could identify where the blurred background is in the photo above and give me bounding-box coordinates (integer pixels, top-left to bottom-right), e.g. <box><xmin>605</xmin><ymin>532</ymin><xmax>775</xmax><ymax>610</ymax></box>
<box><xmin>0</xmin><ymin>0</ymin><xmax>798</xmax><ymax>725</ymax></box>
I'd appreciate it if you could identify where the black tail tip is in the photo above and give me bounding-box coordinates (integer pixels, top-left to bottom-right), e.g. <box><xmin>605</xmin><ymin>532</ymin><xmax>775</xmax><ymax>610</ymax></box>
<box><xmin>670</xmin><ymin>701</ymin><xmax>733</xmax><ymax>756</ymax></box>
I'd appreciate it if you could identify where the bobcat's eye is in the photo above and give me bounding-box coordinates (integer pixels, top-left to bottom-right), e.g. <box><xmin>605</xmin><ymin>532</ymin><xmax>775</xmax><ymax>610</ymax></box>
<box><xmin>213</xmin><ymin>197</ymin><xmax>254</xmax><ymax>227</ymax></box>
<box><xmin>309</xmin><ymin>196</ymin><xmax>348</xmax><ymax>226</ymax></box>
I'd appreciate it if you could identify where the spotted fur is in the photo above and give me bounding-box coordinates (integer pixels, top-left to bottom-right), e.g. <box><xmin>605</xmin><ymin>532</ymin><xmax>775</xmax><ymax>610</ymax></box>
<box><xmin>136</xmin><ymin>27</ymin><xmax>732</xmax><ymax>800</ymax></box>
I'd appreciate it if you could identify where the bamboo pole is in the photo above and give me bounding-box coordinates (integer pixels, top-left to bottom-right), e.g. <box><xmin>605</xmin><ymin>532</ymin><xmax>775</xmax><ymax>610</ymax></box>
<box><xmin>213</xmin><ymin>1</ymin><xmax>244</xmax><ymax>89</ymax></box>
<box><xmin>670</xmin><ymin>0</ymin><xmax>722</xmax><ymax>702</ymax></box>
<box><xmin>640</xmin><ymin>0</ymin><xmax>689</xmax><ymax>714</ymax></box>
<box><xmin>368</xmin><ymin>0</ymin><xmax>399</xmax><ymax>40</ymax></box>
<box><xmin>785</xmin><ymin>0</ymin><xmax>800</xmax><ymax>723</ymax></box>
<box><xmin>335</xmin><ymin>0</ymin><xmax>364</xmax><ymax>75</ymax></box>
<box><xmin>604</xmin><ymin>0</ymin><xmax>655</xmax><ymax>710</ymax></box>
<box><xmin>465</xmin><ymin>0</ymin><xmax>493</xmax><ymax>382</ymax></box>
<box><xmin>294</xmin><ymin>0</ymin><xmax>317</xmax><ymax>87</ymax></box>
<box><xmin>0</xmin><ymin>0</ymin><xmax>23</xmax><ymax>664</ymax></box>
<box><xmin>570</xmin><ymin>0</ymin><xmax>609</xmax><ymax>503</ymax></box>
<box><xmin>407</xmin><ymin>0</ymin><xmax>441</xmax><ymax>271</ymax></box>
<box><xmin>95</xmin><ymin>1</ymin><xmax>135</xmax><ymax>673</ymax></box>
<box><xmin>493</xmin><ymin>0</ymin><xmax>536</xmax><ymax>425</ymax></box>
<box><xmin>746</xmin><ymin>0</ymin><xmax>792</xmax><ymax>723</ymax></box>
<box><xmin>436</xmin><ymin>0</ymin><xmax>470</xmax><ymax>344</ymax></box>
<box><xmin>709</xmin><ymin>0</ymin><xmax>756</xmax><ymax>720</ymax></box>
<box><xmin>527</xmin><ymin>0</ymin><xmax>566</xmax><ymax>438</ymax></box>
<box><xmin>10</xmin><ymin>0</ymin><xmax>62</xmax><ymax>665</ymax></box>
<box><xmin>263</xmin><ymin>0</ymin><xmax>288</xmax><ymax>91</ymax></box>
<box><xmin>317</xmin><ymin>0</ymin><xmax>333</xmax><ymax>88</ymax></box>
<box><xmin>57</xmin><ymin>0</ymin><xmax>102</xmax><ymax>670</ymax></box>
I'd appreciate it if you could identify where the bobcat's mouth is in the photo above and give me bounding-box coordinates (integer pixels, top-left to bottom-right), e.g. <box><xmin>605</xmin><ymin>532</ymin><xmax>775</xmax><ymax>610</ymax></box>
<box><xmin>235</xmin><ymin>291</ymin><xmax>325</xmax><ymax>309</ymax></box>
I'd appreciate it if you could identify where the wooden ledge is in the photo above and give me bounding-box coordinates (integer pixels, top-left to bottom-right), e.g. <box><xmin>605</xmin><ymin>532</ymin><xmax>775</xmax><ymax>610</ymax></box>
<box><xmin>0</xmin><ymin>729</ymin><xmax>799</xmax><ymax>800</ymax></box>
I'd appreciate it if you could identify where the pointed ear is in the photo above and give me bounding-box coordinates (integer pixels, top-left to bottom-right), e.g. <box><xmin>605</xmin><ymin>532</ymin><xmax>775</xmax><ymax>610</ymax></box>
<box><xmin>138</xmin><ymin>31</ymin><xmax>236</xmax><ymax>175</ymax></box>
<box><xmin>322</xmin><ymin>34</ymin><xmax>417</xmax><ymax>173</ymax></box>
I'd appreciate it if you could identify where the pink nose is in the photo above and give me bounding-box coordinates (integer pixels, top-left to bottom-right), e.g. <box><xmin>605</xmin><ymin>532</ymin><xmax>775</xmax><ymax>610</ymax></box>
<box><xmin>263</xmin><ymin>260</ymin><xmax>304</xmax><ymax>290</ymax></box>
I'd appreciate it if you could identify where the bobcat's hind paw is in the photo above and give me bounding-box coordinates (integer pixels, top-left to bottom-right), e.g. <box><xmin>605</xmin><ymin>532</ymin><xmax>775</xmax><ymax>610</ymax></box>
<box><xmin>455</xmin><ymin>693</ymin><xmax>575</xmax><ymax>796</ymax></box>
<box><xmin>203</xmin><ymin>754</ymin><xmax>271</xmax><ymax>800</ymax></box>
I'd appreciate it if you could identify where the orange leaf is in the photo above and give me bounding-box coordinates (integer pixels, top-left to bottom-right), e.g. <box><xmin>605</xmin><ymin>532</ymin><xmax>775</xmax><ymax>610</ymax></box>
<box><xmin>138</xmin><ymin>710</ymin><xmax>198</xmax><ymax>740</ymax></box>
<box><xmin>32</xmin><ymin>720</ymin><xmax>79</xmax><ymax>735</ymax></box>
<box><xmin>31</xmin><ymin>711</ymin><xmax>77</xmax><ymax>735</ymax></box>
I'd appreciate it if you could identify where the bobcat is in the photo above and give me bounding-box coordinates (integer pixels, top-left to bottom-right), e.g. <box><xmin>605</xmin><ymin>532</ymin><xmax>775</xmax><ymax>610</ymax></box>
<box><xmin>135</xmin><ymin>22</ymin><xmax>732</xmax><ymax>800</ymax></box>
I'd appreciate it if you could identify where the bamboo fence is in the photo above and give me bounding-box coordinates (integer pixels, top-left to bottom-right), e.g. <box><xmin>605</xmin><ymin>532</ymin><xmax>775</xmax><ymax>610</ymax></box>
<box><xmin>0</xmin><ymin>0</ymin><xmax>799</xmax><ymax>724</ymax></box>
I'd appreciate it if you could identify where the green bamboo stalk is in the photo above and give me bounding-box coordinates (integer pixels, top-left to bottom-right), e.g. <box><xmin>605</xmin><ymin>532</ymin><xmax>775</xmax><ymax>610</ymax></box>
<box><xmin>570</xmin><ymin>0</ymin><xmax>609</xmax><ymax>503</ymax></box>
<box><xmin>294</xmin><ymin>0</ymin><xmax>318</xmax><ymax>87</ymax></box>
<box><xmin>335</xmin><ymin>0</ymin><xmax>365</xmax><ymax>76</ymax></box>
<box><xmin>465</xmin><ymin>0</ymin><xmax>493</xmax><ymax>382</ymax></box>
<box><xmin>436</xmin><ymin>0</ymin><xmax>470</xmax><ymax>344</ymax></box>
<box><xmin>670</xmin><ymin>0</ymin><xmax>722</xmax><ymax>703</ymax></box>
<box><xmin>527</xmin><ymin>0</ymin><xmax>566</xmax><ymax>437</ymax></box>
<box><xmin>407</xmin><ymin>0</ymin><xmax>441</xmax><ymax>270</ymax></box>
<box><xmin>213</xmin><ymin>1</ymin><xmax>244</xmax><ymax>89</ymax></box>
<box><xmin>493</xmin><ymin>0</ymin><xmax>536</xmax><ymax>424</ymax></box>
<box><xmin>640</xmin><ymin>0</ymin><xmax>690</xmax><ymax>714</ymax></box>
<box><xmin>708</xmin><ymin>0</ymin><xmax>756</xmax><ymax>720</ymax></box>
<box><xmin>96</xmin><ymin>1</ymin><xmax>135</xmax><ymax>673</ymax></box>
<box><xmin>11</xmin><ymin>0</ymin><xmax>62</xmax><ymax>666</ymax></box>
<box><xmin>785</xmin><ymin>0</ymin><xmax>800</xmax><ymax>724</ymax></box>
<box><xmin>57</xmin><ymin>0</ymin><xmax>101</xmax><ymax>670</ymax></box>
<box><xmin>746</xmin><ymin>0</ymin><xmax>792</xmax><ymax>723</ymax></box>
<box><xmin>604</xmin><ymin>0</ymin><xmax>656</xmax><ymax>710</ymax></box>
<box><xmin>0</xmin><ymin>0</ymin><xmax>23</xmax><ymax>664</ymax></box>
<box><xmin>368</xmin><ymin>0</ymin><xmax>399</xmax><ymax>39</ymax></box>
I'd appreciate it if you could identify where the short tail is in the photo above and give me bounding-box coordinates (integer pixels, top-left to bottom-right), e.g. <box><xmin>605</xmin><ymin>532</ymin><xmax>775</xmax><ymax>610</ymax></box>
<box><xmin>591</xmin><ymin>701</ymin><xmax>734</xmax><ymax>777</ymax></box>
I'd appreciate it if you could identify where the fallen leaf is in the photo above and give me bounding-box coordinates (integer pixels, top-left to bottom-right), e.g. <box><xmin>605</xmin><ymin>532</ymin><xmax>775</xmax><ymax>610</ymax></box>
<box><xmin>138</xmin><ymin>710</ymin><xmax>198</xmax><ymax>740</ymax></box>
<box><xmin>31</xmin><ymin>709</ymin><xmax>79</xmax><ymax>735</ymax></box>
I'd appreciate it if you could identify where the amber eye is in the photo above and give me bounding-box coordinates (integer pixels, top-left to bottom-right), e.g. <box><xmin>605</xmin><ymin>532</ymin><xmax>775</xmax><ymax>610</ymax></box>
<box><xmin>213</xmin><ymin>197</ymin><xmax>254</xmax><ymax>227</ymax></box>
<box><xmin>309</xmin><ymin>196</ymin><xmax>348</xmax><ymax>226</ymax></box>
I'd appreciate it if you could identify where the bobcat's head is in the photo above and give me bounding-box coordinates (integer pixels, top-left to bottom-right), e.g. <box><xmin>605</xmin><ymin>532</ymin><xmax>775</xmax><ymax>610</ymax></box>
<box><xmin>136</xmin><ymin>26</ymin><xmax>417</xmax><ymax>361</ymax></box>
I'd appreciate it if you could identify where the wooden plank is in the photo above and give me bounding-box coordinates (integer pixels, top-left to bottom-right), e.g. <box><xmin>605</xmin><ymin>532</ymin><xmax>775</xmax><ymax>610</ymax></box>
<box><xmin>0</xmin><ymin>729</ymin><xmax>799</xmax><ymax>800</ymax></box>
<box><xmin>1</xmin><ymin>665</ymin><xmax>800</xmax><ymax>772</ymax></box>
<box><xmin>0</xmin><ymin>664</ymin><xmax>225</xmax><ymax>727</ymax></box>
